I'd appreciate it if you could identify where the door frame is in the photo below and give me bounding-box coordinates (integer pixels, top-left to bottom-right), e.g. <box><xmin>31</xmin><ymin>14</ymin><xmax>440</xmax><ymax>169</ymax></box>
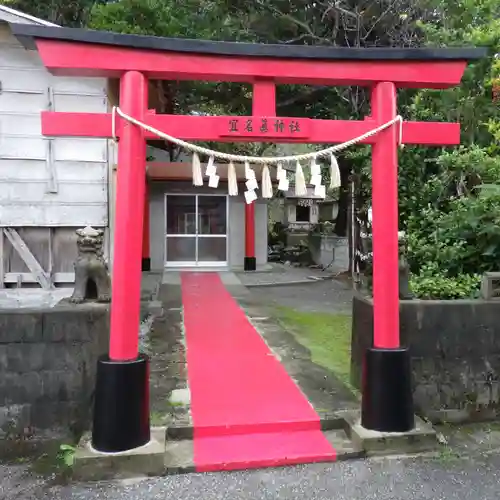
<box><xmin>164</xmin><ymin>193</ymin><xmax>229</xmax><ymax>267</ymax></box>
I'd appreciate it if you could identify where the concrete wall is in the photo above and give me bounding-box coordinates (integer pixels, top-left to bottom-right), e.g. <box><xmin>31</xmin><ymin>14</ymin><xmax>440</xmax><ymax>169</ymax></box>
<box><xmin>0</xmin><ymin>303</ymin><xmax>109</xmax><ymax>455</ymax></box>
<box><xmin>351</xmin><ymin>294</ymin><xmax>500</xmax><ymax>423</ymax></box>
<box><xmin>149</xmin><ymin>181</ymin><xmax>268</xmax><ymax>270</ymax></box>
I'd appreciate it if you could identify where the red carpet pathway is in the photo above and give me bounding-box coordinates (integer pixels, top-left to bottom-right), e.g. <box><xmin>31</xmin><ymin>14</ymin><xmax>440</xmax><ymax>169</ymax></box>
<box><xmin>181</xmin><ymin>272</ymin><xmax>337</xmax><ymax>472</ymax></box>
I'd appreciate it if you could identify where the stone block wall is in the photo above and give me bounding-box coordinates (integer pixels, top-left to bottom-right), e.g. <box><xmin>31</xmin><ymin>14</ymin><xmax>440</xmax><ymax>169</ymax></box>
<box><xmin>309</xmin><ymin>234</ymin><xmax>349</xmax><ymax>271</ymax></box>
<box><xmin>351</xmin><ymin>294</ymin><xmax>500</xmax><ymax>423</ymax></box>
<box><xmin>0</xmin><ymin>302</ymin><xmax>109</xmax><ymax>453</ymax></box>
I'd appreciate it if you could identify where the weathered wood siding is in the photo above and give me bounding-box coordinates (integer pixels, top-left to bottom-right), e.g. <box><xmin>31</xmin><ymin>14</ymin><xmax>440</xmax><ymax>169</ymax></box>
<box><xmin>0</xmin><ymin>23</ymin><xmax>108</xmax><ymax>228</ymax></box>
<box><xmin>0</xmin><ymin>21</ymin><xmax>110</xmax><ymax>287</ymax></box>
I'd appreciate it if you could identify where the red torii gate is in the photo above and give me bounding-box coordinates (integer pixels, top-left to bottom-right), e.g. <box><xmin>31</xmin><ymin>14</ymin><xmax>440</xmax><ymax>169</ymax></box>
<box><xmin>11</xmin><ymin>22</ymin><xmax>485</xmax><ymax>453</ymax></box>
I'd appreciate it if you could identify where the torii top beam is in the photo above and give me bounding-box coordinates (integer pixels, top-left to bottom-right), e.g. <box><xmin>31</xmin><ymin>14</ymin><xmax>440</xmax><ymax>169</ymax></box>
<box><xmin>10</xmin><ymin>23</ymin><xmax>486</xmax><ymax>88</ymax></box>
<box><xmin>9</xmin><ymin>22</ymin><xmax>487</xmax><ymax>148</ymax></box>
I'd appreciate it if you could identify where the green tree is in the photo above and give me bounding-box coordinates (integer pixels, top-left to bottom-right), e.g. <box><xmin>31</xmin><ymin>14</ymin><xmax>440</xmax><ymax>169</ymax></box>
<box><xmin>398</xmin><ymin>0</ymin><xmax>500</xmax><ymax>297</ymax></box>
<box><xmin>2</xmin><ymin>0</ymin><xmax>104</xmax><ymax>27</ymax></box>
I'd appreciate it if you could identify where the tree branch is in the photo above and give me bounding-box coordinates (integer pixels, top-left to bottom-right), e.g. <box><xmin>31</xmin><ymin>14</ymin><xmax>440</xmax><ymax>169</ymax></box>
<box><xmin>362</xmin><ymin>0</ymin><xmax>400</xmax><ymax>42</ymax></box>
<box><xmin>277</xmin><ymin>86</ymin><xmax>330</xmax><ymax>108</ymax></box>
<box><xmin>255</xmin><ymin>0</ymin><xmax>332</xmax><ymax>44</ymax></box>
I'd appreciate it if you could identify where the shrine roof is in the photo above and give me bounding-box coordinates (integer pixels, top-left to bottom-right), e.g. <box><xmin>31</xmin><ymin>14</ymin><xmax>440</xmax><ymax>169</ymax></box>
<box><xmin>10</xmin><ymin>23</ymin><xmax>486</xmax><ymax>62</ymax></box>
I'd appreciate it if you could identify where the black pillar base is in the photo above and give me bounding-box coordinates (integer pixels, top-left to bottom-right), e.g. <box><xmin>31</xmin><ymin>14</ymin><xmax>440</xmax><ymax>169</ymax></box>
<box><xmin>244</xmin><ymin>256</ymin><xmax>257</xmax><ymax>271</ymax></box>
<box><xmin>141</xmin><ymin>257</ymin><xmax>151</xmax><ymax>272</ymax></box>
<box><xmin>92</xmin><ymin>353</ymin><xmax>150</xmax><ymax>452</ymax></box>
<box><xmin>361</xmin><ymin>347</ymin><xmax>414</xmax><ymax>432</ymax></box>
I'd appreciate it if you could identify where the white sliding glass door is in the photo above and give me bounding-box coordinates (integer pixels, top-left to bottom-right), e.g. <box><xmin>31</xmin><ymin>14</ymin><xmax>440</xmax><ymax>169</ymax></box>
<box><xmin>164</xmin><ymin>194</ymin><xmax>228</xmax><ymax>267</ymax></box>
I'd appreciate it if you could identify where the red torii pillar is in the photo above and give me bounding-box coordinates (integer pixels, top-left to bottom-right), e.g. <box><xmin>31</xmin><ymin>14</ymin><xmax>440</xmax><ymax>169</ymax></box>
<box><xmin>142</xmin><ymin>178</ymin><xmax>151</xmax><ymax>272</ymax></box>
<box><xmin>361</xmin><ymin>82</ymin><xmax>407</xmax><ymax>430</ymax></box>
<box><xmin>92</xmin><ymin>71</ymin><xmax>150</xmax><ymax>451</ymax></box>
<box><xmin>244</xmin><ymin>192</ymin><xmax>256</xmax><ymax>271</ymax></box>
<box><xmin>244</xmin><ymin>80</ymin><xmax>277</xmax><ymax>271</ymax></box>
<box><xmin>10</xmin><ymin>20</ymin><xmax>484</xmax><ymax>451</ymax></box>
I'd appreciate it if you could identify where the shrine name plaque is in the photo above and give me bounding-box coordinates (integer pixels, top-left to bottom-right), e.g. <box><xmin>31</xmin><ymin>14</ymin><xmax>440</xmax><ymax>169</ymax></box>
<box><xmin>218</xmin><ymin>116</ymin><xmax>310</xmax><ymax>139</ymax></box>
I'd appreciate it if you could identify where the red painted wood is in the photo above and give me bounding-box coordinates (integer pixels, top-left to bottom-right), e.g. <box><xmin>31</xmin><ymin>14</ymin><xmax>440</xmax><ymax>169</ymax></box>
<box><xmin>245</xmin><ymin>201</ymin><xmax>255</xmax><ymax>259</ymax></box>
<box><xmin>109</xmin><ymin>71</ymin><xmax>148</xmax><ymax>361</ymax></box>
<box><xmin>252</xmin><ymin>80</ymin><xmax>276</xmax><ymax>116</ymax></box>
<box><xmin>41</xmin><ymin>111</ymin><xmax>461</xmax><ymax>145</ymax></box>
<box><xmin>35</xmin><ymin>39</ymin><xmax>468</xmax><ymax>89</ymax></box>
<box><xmin>42</xmin><ymin>112</ymin><xmax>111</xmax><ymax>137</ymax></box>
<box><xmin>142</xmin><ymin>180</ymin><xmax>150</xmax><ymax>261</ymax></box>
<box><xmin>243</xmin><ymin>81</ymin><xmax>278</xmax><ymax>262</ymax></box>
<box><xmin>181</xmin><ymin>272</ymin><xmax>336</xmax><ymax>471</ymax></box>
<box><xmin>401</xmin><ymin>121</ymin><xmax>459</xmax><ymax>145</ymax></box>
<box><xmin>141</xmin><ymin>92</ymin><xmax>150</xmax><ymax>264</ymax></box>
<box><xmin>371</xmin><ymin>82</ymin><xmax>399</xmax><ymax>349</ymax></box>
<box><xmin>242</xmin><ymin>81</ymin><xmax>279</xmax><ymax>262</ymax></box>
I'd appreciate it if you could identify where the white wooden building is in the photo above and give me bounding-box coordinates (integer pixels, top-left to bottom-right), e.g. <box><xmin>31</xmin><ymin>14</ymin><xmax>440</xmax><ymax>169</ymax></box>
<box><xmin>0</xmin><ymin>6</ymin><xmax>111</xmax><ymax>289</ymax></box>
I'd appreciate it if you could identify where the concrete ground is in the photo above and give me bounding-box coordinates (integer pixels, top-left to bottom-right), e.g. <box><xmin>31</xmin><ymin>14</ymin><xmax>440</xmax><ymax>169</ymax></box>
<box><xmin>249</xmin><ymin>279</ymin><xmax>353</xmax><ymax>314</ymax></box>
<box><xmin>5</xmin><ymin>269</ymin><xmax>498</xmax><ymax>498</ymax></box>
<box><xmin>235</xmin><ymin>263</ymin><xmax>340</xmax><ymax>286</ymax></box>
<box><xmin>3</xmin><ymin>451</ymin><xmax>500</xmax><ymax>500</ymax></box>
<box><xmin>236</xmin><ymin>263</ymin><xmax>346</xmax><ymax>284</ymax></box>
<box><xmin>163</xmin><ymin>266</ymin><xmax>354</xmax><ymax>314</ymax></box>
<box><xmin>231</xmin><ymin>263</ymin><xmax>355</xmax><ymax>314</ymax></box>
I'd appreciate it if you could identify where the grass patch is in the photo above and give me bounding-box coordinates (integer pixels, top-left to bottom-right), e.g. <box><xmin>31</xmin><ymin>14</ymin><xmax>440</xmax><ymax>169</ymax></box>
<box><xmin>434</xmin><ymin>445</ymin><xmax>462</xmax><ymax>464</ymax></box>
<box><xmin>274</xmin><ymin>307</ymin><xmax>356</xmax><ymax>393</ymax></box>
<box><xmin>150</xmin><ymin>411</ymin><xmax>167</xmax><ymax>426</ymax></box>
<box><xmin>30</xmin><ymin>442</ymin><xmax>76</xmax><ymax>482</ymax></box>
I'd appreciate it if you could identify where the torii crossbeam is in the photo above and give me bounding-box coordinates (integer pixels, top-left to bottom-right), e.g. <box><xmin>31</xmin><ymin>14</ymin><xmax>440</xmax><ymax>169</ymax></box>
<box><xmin>10</xmin><ymin>22</ymin><xmax>486</xmax><ymax>453</ymax></box>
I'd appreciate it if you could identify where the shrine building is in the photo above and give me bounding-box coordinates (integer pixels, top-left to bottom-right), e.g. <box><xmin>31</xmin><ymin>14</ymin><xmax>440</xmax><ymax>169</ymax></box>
<box><xmin>145</xmin><ymin>158</ymin><xmax>270</xmax><ymax>271</ymax></box>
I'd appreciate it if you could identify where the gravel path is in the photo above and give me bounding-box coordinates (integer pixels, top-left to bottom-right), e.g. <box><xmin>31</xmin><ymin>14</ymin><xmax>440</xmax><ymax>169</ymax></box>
<box><xmin>3</xmin><ymin>453</ymin><xmax>500</xmax><ymax>500</ymax></box>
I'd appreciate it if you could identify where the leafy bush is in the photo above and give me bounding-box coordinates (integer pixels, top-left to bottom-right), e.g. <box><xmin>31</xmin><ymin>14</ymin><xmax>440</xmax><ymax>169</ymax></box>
<box><xmin>407</xmin><ymin>196</ymin><xmax>500</xmax><ymax>276</ymax></box>
<box><xmin>399</xmin><ymin>4</ymin><xmax>500</xmax><ymax>300</ymax></box>
<box><xmin>404</xmin><ymin>148</ymin><xmax>500</xmax><ymax>295</ymax></box>
<box><xmin>409</xmin><ymin>263</ymin><xmax>481</xmax><ymax>300</ymax></box>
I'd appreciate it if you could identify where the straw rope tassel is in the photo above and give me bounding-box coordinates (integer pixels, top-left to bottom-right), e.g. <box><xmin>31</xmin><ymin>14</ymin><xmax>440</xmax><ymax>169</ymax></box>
<box><xmin>330</xmin><ymin>154</ymin><xmax>341</xmax><ymax>189</ymax></box>
<box><xmin>192</xmin><ymin>153</ymin><xmax>203</xmax><ymax>186</ymax></box>
<box><xmin>276</xmin><ymin>162</ymin><xmax>284</xmax><ymax>181</ymax></box>
<box><xmin>295</xmin><ymin>161</ymin><xmax>307</xmax><ymax>196</ymax></box>
<box><xmin>245</xmin><ymin>161</ymin><xmax>252</xmax><ymax>180</ymax></box>
<box><xmin>261</xmin><ymin>164</ymin><xmax>273</xmax><ymax>199</ymax></box>
<box><xmin>228</xmin><ymin>161</ymin><xmax>238</xmax><ymax>196</ymax></box>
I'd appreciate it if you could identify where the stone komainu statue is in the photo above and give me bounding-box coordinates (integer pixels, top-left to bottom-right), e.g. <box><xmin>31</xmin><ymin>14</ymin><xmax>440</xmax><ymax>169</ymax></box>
<box><xmin>356</xmin><ymin>229</ymin><xmax>413</xmax><ymax>300</ymax></box>
<box><xmin>398</xmin><ymin>235</ymin><xmax>413</xmax><ymax>300</ymax></box>
<box><xmin>70</xmin><ymin>226</ymin><xmax>111</xmax><ymax>303</ymax></box>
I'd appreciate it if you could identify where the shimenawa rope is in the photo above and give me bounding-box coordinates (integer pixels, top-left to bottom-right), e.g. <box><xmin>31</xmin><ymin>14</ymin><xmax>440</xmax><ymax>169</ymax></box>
<box><xmin>111</xmin><ymin>106</ymin><xmax>403</xmax><ymax>165</ymax></box>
